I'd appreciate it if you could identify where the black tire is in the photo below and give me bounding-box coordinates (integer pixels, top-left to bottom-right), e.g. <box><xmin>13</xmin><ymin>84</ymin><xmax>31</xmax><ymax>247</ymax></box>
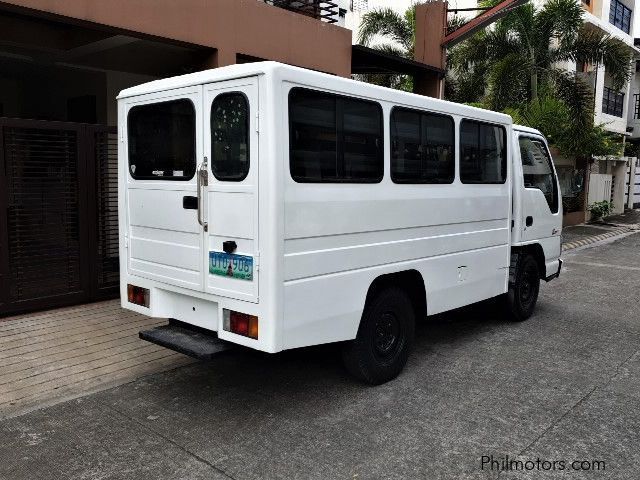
<box><xmin>506</xmin><ymin>253</ymin><xmax>540</xmax><ymax>322</ymax></box>
<box><xmin>342</xmin><ymin>287</ymin><xmax>415</xmax><ymax>385</ymax></box>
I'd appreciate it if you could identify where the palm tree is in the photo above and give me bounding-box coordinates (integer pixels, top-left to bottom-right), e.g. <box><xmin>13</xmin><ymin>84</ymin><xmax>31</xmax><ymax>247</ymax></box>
<box><xmin>356</xmin><ymin>6</ymin><xmax>416</xmax><ymax>90</ymax></box>
<box><xmin>447</xmin><ymin>0</ymin><xmax>633</xmax><ymax>124</ymax></box>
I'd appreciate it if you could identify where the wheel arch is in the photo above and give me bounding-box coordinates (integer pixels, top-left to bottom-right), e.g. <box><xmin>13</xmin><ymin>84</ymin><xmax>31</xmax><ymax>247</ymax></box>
<box><xmin>364</xmin><ymin>269</ymin><xmax>427</xmax><ymax>320</ymax></box>
<box><xmin>512</xmin><ymin>243</ymin><xmax>546</xmax><ymax>279</ymax></box>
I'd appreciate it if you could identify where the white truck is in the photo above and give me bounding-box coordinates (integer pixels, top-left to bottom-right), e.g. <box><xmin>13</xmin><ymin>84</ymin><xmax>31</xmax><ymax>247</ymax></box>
<box><xmin>118</xmin><ymin>62</ymin><xmax>562</xmax><ymax>384</ymax></box>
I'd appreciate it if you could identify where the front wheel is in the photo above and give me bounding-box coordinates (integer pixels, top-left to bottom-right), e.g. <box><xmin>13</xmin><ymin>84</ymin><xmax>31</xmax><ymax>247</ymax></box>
<box><xmin>342</xmin><ymin>287</ymin><xmax>415</xmax><ymax>385</ymax></box>
<box><xmin>506</xmin><ymin>253</ymin><xmax>540</xmax><ymax>322</ymax></box>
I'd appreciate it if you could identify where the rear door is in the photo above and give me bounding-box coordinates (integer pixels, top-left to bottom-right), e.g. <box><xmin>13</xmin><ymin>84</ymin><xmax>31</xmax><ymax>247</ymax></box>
<box><xmin>516</xmin><ymin>133</ymin><xmax>562</xmax><ymax>266</ymax></box>
<box><xmin>124</xmin><ymin>87</ymin><xmax>204</xmax><ymax>290</ymax></box>
<box><xmin>202</xmin><ymin>77</ymin><xmax>260</xmax><ymax>302</ymax></box>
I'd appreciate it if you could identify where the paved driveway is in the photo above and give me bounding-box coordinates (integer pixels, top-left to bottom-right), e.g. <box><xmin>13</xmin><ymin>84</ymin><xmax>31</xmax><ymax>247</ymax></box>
<box><xmin>1</xmin><ymin>234</ymin><xmax>639</xmax><ymax>480</ymax></box>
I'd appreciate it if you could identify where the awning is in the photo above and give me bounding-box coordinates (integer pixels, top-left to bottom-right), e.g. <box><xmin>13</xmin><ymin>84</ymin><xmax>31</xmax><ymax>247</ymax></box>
<box><xmin>351</xmin><ymin>44</ymin><xmax>444</xmax><ymax>77</ymax></box>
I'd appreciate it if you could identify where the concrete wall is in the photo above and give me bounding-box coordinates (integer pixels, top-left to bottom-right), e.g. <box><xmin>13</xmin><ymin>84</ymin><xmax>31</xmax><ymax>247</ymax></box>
<box><xmin>0</xmin><ymin>0</ymin><xmax>353</xmax><ymax>76</ymax></box>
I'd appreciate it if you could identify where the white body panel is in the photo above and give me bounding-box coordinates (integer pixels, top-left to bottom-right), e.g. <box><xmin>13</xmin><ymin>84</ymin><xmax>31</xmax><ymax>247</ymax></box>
<box><xmin>118</xmin><ymin>63</ymin><xmax>561</xmax><ymax>353</ymax></box>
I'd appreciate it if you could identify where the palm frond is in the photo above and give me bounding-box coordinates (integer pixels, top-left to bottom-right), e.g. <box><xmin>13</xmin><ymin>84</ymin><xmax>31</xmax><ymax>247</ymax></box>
<box><xmin>357</xmin><ymin>8</ymin><xmax>413</xmax><ymax>51</ymax></box>
<box><xmin>568</xmin><ymin>27</ymin><xmax>633</xmax><ymax>90</ymax></box>
<box><xmin>547</xmin><ymin>68</ymin><xmax>594</xmax><ymax>127</ymax></box>
<box><xmin>534</xmin><ymin>0</ymin><xmax>583</xmax><ymax>53</ymax></box>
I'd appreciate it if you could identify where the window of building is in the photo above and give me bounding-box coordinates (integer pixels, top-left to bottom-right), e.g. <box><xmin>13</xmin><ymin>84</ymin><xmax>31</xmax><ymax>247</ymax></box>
<box><xmin>519</xmin><ymin>136</ymin><xmax>559</xmax><ymax>213</ymax></box>
<box><xmin>128</xmin><ymin>99</ymin><xmax>196</xmax><ymax>180</ymax></box>
<box><xmin>602</xmin><ymin>86</ymin><xmax>625</xmax><ymax>117</ymax></box>
<box><xmin>459</xmin><ymin>120</ymin><xmax>507</xmax><ymax>184</ymax></box>
<box><xmin>289</xmin><ymin>88</ymin><xmax>383</xmax><ymax>183</ymax></box>
<box><xmin>609</xmin><ymin>0</ymin><xmax>632</xmax><ymax>34</ymax></box>
<box><xmin>211</xmin><ymin>92</ymin><xmax>250</xmax><ymax>181</ymax></box>
<box><xmin>390</xmin><ymin>107</ymin><xmax>454</xmax><ymax>184</ymax></box>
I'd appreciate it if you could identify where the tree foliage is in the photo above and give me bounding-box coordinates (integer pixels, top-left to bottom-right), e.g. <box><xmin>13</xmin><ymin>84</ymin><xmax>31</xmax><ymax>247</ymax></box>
<box><xmin>447</xmin><ymin>0</ymin><xmax>633</xmax><ymax>158</ymax></box>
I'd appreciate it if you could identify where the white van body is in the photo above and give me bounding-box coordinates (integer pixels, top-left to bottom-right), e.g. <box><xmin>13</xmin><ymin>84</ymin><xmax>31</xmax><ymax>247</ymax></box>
<box><xmin>118</xmin><ymin>62</ymin><xmax>562</xmax><ymax>359</ymax></box>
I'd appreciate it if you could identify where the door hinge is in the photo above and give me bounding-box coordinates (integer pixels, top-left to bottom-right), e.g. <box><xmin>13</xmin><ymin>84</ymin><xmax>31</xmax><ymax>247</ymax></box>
<box><xmin>124</xmin><ymin>234</ymin><xmax>129</xmax><ymax>249</ymax></box>
<box><xmin>254</xmin><ymin>251</ymin><xmax>260</xmax><ymax>272</ymax></box>
<box><xmin>255</xmin><ymin>111</ymin><xmax>260</xmax><ymax>134</ymax></box>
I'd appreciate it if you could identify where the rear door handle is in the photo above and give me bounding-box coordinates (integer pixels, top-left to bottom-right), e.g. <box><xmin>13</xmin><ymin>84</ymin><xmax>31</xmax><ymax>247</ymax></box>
<box><xmin>526</xmin><ymin>216</ymin><xmax>534</xmax><ymax>227</ymax></box>
<box><xmin>183</xmin><ymin>196</ymin><xmax>197</xmax><ymax>209</ymax></box>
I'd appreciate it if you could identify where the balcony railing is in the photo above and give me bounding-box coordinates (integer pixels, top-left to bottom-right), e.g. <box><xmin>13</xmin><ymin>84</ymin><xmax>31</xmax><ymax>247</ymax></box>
<box><xmin>263</xmin><ymin>0</ymin><xmax>340</xmax><ymax>23</ymax></box>
<box><xmin>602</xmin><ymin>86</ymin><xmax>625</xmax><ymax>117</ymax></box>
<box><xmin>634</xmin><ymin>93</ymin><xmax>640</xmax><ymax>119</ymax></box>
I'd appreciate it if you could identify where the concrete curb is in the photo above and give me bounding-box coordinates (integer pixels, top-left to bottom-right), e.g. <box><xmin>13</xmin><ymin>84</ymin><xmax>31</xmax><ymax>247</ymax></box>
<box><xmin>562</xmin><ymin>225</ymin><xmax>640</xmax><ymax>251</ymax></box>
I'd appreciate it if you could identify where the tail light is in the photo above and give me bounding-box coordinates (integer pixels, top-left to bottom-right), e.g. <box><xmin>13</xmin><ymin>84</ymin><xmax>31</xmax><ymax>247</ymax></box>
<box><xmin>127</xmin><ymin>284</ymin><xmax>149</xmax><ymax>307</ymax></box>
<box><xmin>223</xmin><ymin>309</ymin><xmax>258</xmax><ymax>339</ymax></box>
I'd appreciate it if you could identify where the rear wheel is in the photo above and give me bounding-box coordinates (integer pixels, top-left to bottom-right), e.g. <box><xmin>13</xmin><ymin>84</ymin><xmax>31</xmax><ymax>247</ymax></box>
<box><xmin>506</xmin><ymin>253</ymin><xmax>540</xmax><ymax>322</ymax></box>
<box><xmin>342</xmin><ymin>287</ymin><xmax>415</xmax><ymax>385</ymax></box>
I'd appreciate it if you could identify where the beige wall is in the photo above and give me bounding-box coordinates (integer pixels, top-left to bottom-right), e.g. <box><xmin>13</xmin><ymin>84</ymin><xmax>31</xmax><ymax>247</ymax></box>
<box><xmin>0</xmin><ymin>0</ymin><xmax>353</xmax><ymax>77</ymax></box>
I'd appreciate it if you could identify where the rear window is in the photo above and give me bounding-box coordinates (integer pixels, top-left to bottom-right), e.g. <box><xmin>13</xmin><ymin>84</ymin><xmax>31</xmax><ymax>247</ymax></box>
<box><xmin>460</xmin><ymin>120</ymin><xmax>507</xmax><ymax>184</ymax></box>
<box><xmin>289</xmin><ymin>88</ymin><xmax>383</xmax><ymax>183</ymax></box>
<box><xmin>127</xmin><ymin>99</ymin><xmax>196</xmax><ymax>180</ymax></box>
<box><xmin>211</xmin><ymin>92</ymin><xmax>250</xmax><ymax>181</ymax></box>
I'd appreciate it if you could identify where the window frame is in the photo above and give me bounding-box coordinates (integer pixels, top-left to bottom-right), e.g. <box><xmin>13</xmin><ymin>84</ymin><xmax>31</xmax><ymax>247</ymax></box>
<box><xmin>518</xmin><ymin>134</ymin><xmax>560</xmax><ymax>214</ymax></box>
<box><xmin>288</xmin><ymin>87</ymin><xmax>384</xmax><ymax>184</ymax></box>
<box><xmin>459</xmin><ymin>119</ymin><xmax>508</xmax><ymax>185</ymax></box>
<box><xmin>609</xmin><ymin>0</ymin><xmax>632</xmax><ymax>34</ymax></box>
<box><xmin>389</xmin><ymin>106</ymin><xmax>456</xmax><ymax>185</ymax></box>
<box><xmin>210</xmin><ymin>91</ymin><xmax>251</xmax><ymax>182</ymax></box>
<box><xmin>127</xmin><ymin>98</ymin><xmax>197</xmax><ymax>182</ymax></box>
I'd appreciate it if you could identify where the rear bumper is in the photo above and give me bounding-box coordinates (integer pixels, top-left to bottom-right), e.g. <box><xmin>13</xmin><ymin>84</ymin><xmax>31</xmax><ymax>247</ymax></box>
<box><xmin>544</xmin><ymin>258</ymin><xmax>562</xmax><ymax>282</ymax></box>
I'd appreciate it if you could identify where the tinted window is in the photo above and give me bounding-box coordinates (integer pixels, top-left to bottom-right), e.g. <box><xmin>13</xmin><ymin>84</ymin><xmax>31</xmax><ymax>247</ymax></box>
<box><xmin>211</xmin><ymin>92</ymin><xmax>250</xmax><ymax>181</ymax></box>
<box><xmin>391</xmin><ymin>107</ymin><xmax>454</xmax><ymax>183</ymax></box>
<box><xmin>519</xmin><ymin>136</ymin><xmax>559</xmax><ymax>213</ymax></box>
<box><xmin>460</xmin><ymin>120</ymin><xmax>507</xmax><ymax>184</ymax></box>
<box><xmin>289</xmin><ymin>88</ymin><xmax>383</xmax><ymax>183</ymax></box>
<box><xmin>128</xmin><ymin>99</ymin><xmax>196</xmax><ymax>180</ymax></box>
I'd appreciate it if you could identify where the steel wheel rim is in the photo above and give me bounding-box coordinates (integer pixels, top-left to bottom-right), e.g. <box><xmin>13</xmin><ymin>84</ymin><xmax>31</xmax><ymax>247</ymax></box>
<box><xmin>373</xmin><ymin>312</ymin><xmax>401</xmax><ymax>360</ymax></box>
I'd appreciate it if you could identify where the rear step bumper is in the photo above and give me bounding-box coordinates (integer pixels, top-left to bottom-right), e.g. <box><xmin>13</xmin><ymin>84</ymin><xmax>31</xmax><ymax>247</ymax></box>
<box><xmin>139</xmin><ymin>320</ymin><xmax>233</xmax><ymax>360</ymax></box>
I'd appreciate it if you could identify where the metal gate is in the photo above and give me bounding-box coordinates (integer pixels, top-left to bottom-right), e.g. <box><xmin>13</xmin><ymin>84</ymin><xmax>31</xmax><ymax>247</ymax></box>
<box><xmin>625</xmin><ymin>158</ymin><xmax>640</xmax><ymax>209</ymax></box>
<box><xmin>0</xmin><ymin>118</ymin><xmax>119</xmax><ymax>316</ymax></box>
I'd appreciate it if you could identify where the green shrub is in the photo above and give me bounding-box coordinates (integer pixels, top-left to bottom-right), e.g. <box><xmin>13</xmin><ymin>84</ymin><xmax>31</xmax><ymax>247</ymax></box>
<box><xmin>588</xmin><ymin>200</ymin><xmax>614</xmax><ymax>220</ymax></box>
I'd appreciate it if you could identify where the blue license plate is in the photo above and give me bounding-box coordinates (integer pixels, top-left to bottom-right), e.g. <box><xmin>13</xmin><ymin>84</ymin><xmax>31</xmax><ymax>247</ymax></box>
<box><xmin>209</xmin><ymin>251</ymin><xmax>253</xmax><ymax>281</ymax></box>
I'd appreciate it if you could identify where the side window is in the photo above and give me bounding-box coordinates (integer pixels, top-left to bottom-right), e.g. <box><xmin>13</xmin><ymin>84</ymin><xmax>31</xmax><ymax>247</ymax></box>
<box><xmin>519</xmin><ymin>136</ymin><xmax>559</xmax><ymax>213</ymax></box>
<box><xmin>460</xmin><ymin>120</ymin><xmax>507</xmax><ymax>184</ymax></box>
<box><xmin>391</xmin><ymin>107</ymin><xmax>454</xmax><ymax>183</ymax></box>
<box><xmin>128</xmin><ymin>99</ymin><xmax>196</xmax><ymax>180</ymax></box>
<box><xmin>289</xmin><ymin>88</ymin><xmax>383</xmax><ymax>183</ymax></box>
<box><xmin>211</xmin><ymin>92</ymin><xmax>249</xmax><ymax>181</ymax></box>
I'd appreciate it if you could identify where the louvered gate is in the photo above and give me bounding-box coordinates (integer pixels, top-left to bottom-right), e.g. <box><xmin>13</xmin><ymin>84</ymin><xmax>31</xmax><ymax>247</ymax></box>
<box><xmin>0</xmin><ymin>118</ymin><xmax>119</xmax><ymax>316</ymax></box>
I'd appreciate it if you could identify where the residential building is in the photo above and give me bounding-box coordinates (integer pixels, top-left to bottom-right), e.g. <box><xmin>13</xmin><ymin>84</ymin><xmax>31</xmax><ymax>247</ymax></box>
<box><xmin>561</xmin><ymin>0</ymin><xmax>639</xmax><ymax>223</ymax></box>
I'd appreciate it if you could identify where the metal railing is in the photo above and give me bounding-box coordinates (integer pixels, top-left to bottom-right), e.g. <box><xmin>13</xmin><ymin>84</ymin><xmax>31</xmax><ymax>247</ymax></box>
<box><xmin>634</xmin><ymin>93</ymin><xmax>640</xmax><ymax>119</ymax></box>
<box><xmin>263</xmin><ymin>0</ymin><xmax>340</xmax><ymax>23</ymax></box>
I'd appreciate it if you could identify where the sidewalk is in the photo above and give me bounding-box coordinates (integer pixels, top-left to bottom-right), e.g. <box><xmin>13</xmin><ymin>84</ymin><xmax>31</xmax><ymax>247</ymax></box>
<box><xmin>0</xmin><ymin>300</ymin><xmax>192</xmax><ymax>420</ymax></box>
<box><xmin>562</xmin><ymin>209</ymin><xmax>640</xmax><ymax>251</ymax></box>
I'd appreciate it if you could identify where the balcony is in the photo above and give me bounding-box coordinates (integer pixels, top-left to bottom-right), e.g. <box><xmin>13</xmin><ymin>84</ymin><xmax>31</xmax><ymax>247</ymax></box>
<box><xmin>263</xmin><ymin>0</ymin><xmax>340</xmax><ymax>23</ymax></box>
<box><xmin>602</xmin><ymin>86</ymin><xmax>625</xmax><ymax>117</ymax></box>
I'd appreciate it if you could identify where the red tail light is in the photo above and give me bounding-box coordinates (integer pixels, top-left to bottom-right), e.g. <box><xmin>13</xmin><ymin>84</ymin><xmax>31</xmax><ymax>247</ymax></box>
<box><xmin>223</xmin><ymin>309</ymin><xmax>258</xmax><ymax>339</ymax></box>
<box><xmin>127</xmin><ymin>284</ymin><xmax>149</xmax><ymax>307</ymax></box>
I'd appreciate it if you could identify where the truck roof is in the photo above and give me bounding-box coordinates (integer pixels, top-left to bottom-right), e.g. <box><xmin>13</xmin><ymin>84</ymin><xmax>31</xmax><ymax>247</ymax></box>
<box><xmin>117</xmin><ymin>61</ymin><xmax>512</xmax><ymax>125</ymax></box>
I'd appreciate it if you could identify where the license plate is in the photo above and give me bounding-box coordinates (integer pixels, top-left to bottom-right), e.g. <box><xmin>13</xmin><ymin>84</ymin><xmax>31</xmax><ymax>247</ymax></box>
<box><xmin>209</xmin><ymin>251</ymin><xmax>253</xmax><ymax>281</ymax></box>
